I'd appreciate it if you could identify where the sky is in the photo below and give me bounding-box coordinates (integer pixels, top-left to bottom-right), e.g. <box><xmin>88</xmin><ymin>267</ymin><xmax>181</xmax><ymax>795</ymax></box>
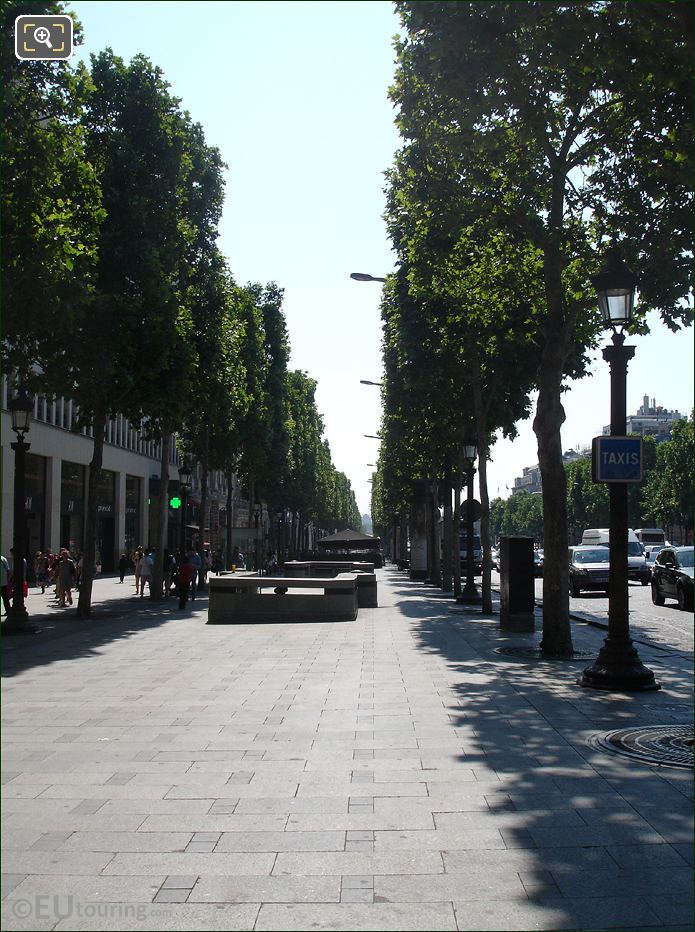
<box><xmin>69</xmin><ymin>0</ymin><xmax>693</xmax><ymax>515</ymax></box>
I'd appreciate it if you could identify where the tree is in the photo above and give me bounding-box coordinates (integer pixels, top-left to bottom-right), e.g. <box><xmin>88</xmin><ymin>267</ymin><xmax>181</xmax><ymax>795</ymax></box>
<box><xmin>641</xmin><ymin>416</ymin><xmax>694</xmax><ymax>539</ymax></box>
<box><xmin>391</xmin><ymin>1</ymin><xmax>692</xmax><ymax>653</ymax></box>
<box><xmin>1</xmin><ymin>2</ymin><xmax>102</xmax><ymax>382</ymax></box>
<box><xmin>72</xmin><ymin>50</ymin><xmax>200</xmax><ymax>615</ymax></box>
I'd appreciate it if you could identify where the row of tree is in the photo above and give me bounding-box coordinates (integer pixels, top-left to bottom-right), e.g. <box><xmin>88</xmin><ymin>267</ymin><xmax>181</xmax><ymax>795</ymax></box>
<box><xmin>371</xmin><ymin>1</ymin><xmax>692</xmax><ymax>655</ymax></box>
<box><xmin>490</xmin><ymin>415</ymin><xmax>694</xmax><ymax>544</ymax></box>
<box><xmin>2</xmin><ymin>2</ymin><xmax>360</xmax><ymax>617</ymax></box>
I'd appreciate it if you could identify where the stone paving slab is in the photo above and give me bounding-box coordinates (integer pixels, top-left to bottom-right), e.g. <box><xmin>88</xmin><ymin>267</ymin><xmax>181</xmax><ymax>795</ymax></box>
<box><xmin>2</xmin><ymin>568</ymin><xmax>693</xmax><ymax>932</ymax></box>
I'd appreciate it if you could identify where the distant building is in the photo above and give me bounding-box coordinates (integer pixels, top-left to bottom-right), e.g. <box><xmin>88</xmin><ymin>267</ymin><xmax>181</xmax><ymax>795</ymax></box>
<box><xmin>603</xmin><ymin>395</ymin><xmax>682</xmax><ymax>441</ymax></box>
<box><xmin>512</xmin><ymin>448</ymin><xmax>589</xmax><ymax>495</ymax></box>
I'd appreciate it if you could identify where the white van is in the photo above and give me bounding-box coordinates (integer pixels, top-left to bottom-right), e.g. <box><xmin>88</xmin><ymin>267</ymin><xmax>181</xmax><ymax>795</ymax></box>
<box><xmin>580</xmin><ymin>528</ymin><xmax>650</xmax><ymax>585</ymax></box>
<box><xmin>634</xmin><ymin>528</ymin><xmax>668</xmax><ymax>547</ymax></box>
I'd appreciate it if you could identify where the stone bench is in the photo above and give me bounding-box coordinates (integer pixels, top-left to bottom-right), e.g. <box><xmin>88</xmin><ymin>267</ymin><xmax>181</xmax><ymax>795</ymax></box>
<box><xmin>283</xmin><ymin>562</ymin><xmax>377</xmax><ymax>608</ymax></box>
<box><xmin>207</xmin><ymin>575</ymin><xmax>359</xmax><ymax>624</ymax></box>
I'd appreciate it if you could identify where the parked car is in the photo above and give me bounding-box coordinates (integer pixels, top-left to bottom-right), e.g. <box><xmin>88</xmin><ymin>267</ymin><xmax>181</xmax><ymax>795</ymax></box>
<box><xmin>568</xmin><ymin>546</ymin><xmax>611</xmax><ymax>597</ymax></box>
<box><xmin>645</xmin><ymin>544</ymin><xmax>665</xmax><ymax>566</ymax></box>
<box><xmin>490</xmin><ymin>547</ymin><xmax>500</xmax><ymax>571</ymax></box>
<box><xmin>580</xmin><ymin>528</ymin><xmax>650</xmax><ymax>585</ymax></box>
<box><xmin>651</xmin><ymin>546</ymin><xmax>694</xmax><ymax>612</ymax></box>
<box><xmin>533</xmin><ymin>550</ymin><xmax>544</xmax><ymax>577</ymax></box>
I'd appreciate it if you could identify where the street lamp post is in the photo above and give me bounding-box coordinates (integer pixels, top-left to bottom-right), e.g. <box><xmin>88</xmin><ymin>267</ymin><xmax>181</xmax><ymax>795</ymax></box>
<box><xmin>580</xmin><ymin>247</ymin><xmax>659</xmax><ymax>691</ymax></box>
<box><xmin>360</xmin><ymin>380</ymin><xmax>383</xmax><ymax>387</ymax></box>
<box><xmin>3</xmin><ymin>388</ymin><xmax>37</xmax><ymax>635</ymax></box>
<box><xmin>350</xmin><ymin>272</ymin><xmax>387</xmax><ymax>283</ymax></box>
<box><xmin>178</xmin><ymin>458</ymin><xmax>192</xmax><ymax>557</ymax></box>
<box><xmin>458</xmin><ymin>438</ymin><xmax>481</xmax><ymax>604</ymax></box>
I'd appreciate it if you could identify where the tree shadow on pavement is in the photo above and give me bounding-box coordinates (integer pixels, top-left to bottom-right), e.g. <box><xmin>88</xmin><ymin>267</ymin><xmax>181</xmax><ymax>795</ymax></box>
<box><xmin>381</xmin><ymin>565</ymin><xmax>693</xmax><ymax>931</ymax></box>
<box><xmin>1</xmin><ymin>594</ymin><xmax>207</xmax><ymax>679</ymax></box>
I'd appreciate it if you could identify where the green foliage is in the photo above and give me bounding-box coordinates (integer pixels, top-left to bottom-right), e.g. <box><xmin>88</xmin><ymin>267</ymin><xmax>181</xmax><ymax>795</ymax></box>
<box><xmin>641</xmin><ymin>415</ymin><xmax>694</xmax><ymax>533</ymax></box>
<box><xmin>1</xmin><ymin>1</ymin><xmax>102</xmax><ymax>382</ymax></box>
<box><xmin>490</xmin><ymin>429</ymin><xmax>690</xmax><ymax>544</ymax></box>
<box><xmin>386</xmin><ymin>1</ymin><xmax>692</xmax><ymax>649</ymax></box>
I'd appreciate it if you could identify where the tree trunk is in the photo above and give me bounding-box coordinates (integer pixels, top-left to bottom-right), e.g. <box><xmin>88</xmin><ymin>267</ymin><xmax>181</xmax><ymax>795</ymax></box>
<box><xmin>399</xmin><ymin>508</ymin><xmax>408</xmax><ymax>564</ymax></box>
<box><xmin>198</xmin><ymin>428</ymin><xmax>209</xmax><ymax>589</ymax></box>
<box><xmin>226</xmin><ymin>467</ymin><xmax>233</xmax><ymax>570</ymax></box>
<box><xmin>452</xmin><ymin>460</ymin><xmax>462</xmax><ymax>598</ymax></box>
<box><xmin>150</xmin><ymin>433</ymin><xmax>170</xmax><ymax>601</ymax></box>
<box><xmin>76</xmin><ymin>410</ymin><xmax>106</xmax><ymax>618</ymax></box>
<box><xmin>247</xmin><ymin>475</ymin><xmax>255</xmax><ymax>528</ymax></box>
<box><xmin>429</xmin><ymin>475</ymin><xmax>442</xmax><ymax>587</ymax></box>
<box><xmin>535</xmin><ymin>237</ymin><xmax>574</xmax><ymax>656</ymax></box>
<box><xmin>442</xmin><ymin>457</ymin><xmax>453</xmax><ymax>592</ymax></box>
<box><xmin>473</xmin><ymin>383</ymin><xmax>493</xmax><ymax>614</ymax></box>
<box><xmin>477</xmin><ymin>443</ymin><xmax>492</xmax><ymax>615</ymax></box>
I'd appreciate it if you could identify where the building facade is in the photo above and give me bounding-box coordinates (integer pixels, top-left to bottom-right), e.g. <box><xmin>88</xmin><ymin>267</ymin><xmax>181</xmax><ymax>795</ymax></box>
<box><xmin>1</xmin><ymin>379</ymin><xmax>239</xmax><ymax>573</ymax></box>
<box><xmin>602</xmin><ymin>395</ymin><xmax>683</xmax><ymax>441</ymax></box>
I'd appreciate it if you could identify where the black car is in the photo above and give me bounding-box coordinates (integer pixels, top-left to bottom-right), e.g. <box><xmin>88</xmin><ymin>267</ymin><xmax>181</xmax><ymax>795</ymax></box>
<box><xmin>568</xmin><ymin>546</ymin><xmax>611</xmax><ymax>597</ymax></box>
<box><xmin>651</xmin><ymin>546</ymin><xmax>694</xmax><ymax>612</ymax></box>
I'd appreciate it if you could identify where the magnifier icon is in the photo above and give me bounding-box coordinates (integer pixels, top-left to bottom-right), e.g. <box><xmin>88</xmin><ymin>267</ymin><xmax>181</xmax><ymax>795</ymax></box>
<box><xmin>34</xmin><ymin>25</ymin><xmax>53</xmax><ymax>48</ymax></box>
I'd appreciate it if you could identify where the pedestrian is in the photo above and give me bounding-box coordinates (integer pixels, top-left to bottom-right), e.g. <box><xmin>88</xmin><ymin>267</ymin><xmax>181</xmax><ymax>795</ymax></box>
<box><xmin>118</xmin><ymin>553</ymin><xmax>129</xmax><ymax>583</ymax></box>
<box><xmin>134</xmin><ymin>547</ymin><xmax>144</xmax><ymax>595</ymax></box>
<box><xmin>137</xmin><ymin>550</ymin><xmax>153</xmax><ymax>598</ymax></box>
<box><xmin>212</xmin><ymin>551</ymin><xmax>222</xmax><ymax>575</ymax></box>
<box><xmin>187</xmin><ymin>547</ymin><xmax>202</xmax><ymax>601</ymax></box>
<box><xmin>9</xmin><ymin>549</ymin><xmax>28</xmax><ymax>600</ymax></box>
<box><xmin>57</xmin><ymin>549</ymin><xmax>76</xmax><ymax>607</ymax></box>
<box><xmin>74</xmin><ymin>552</ymin><xmax>83</xmax><ymax>590</ymax></box>
<box><xmin>34</xmin><ymin>551</ymin><xmax>49</xmax><ymax>594</ymax></box>
<box><xmin>1</xmin><ymin>554</ymin><xmax>11</xmax><ymax>614</ymax></box>
<box><xmin>176</xmin><ymin>554</ymin><xmax>195</xmax><ymax>609</ymax></box>
<box><xmin>231</xmin><ymin>545</ymin><xmax>240</xmax><ymax>571</ymax></box>
<box><xmin>163</xmin><ymin>549</ymin><xmax>176</xmax><ymax>598</ymax></box>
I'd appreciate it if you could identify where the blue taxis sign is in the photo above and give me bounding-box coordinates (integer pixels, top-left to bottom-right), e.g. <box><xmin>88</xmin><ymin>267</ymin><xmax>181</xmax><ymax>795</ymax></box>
<box><xmin>592</xmin><ymin>436</ymin><xmax>643</xmax><ymax>483</ymax></box>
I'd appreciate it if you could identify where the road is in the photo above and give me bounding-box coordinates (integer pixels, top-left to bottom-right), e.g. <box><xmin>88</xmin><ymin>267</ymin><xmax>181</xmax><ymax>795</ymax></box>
<box><xmin>491</xmin><ymin>571</ymin><xmax>694</xmax><ymax>654</ymax></box>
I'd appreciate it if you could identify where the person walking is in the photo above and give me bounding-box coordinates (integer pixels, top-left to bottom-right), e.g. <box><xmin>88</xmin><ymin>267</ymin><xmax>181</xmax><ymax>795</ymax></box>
<box><xmin>1</xmin><ymin>554</ymin><xmax>11</xmax><ymax>614</ymax></box>
<box><xmin>118</xmin><ymin>553</ymin><xmax>129</xmax><ymax>583</ymax></box>
<box><xmin>74</xmin><ymin>552</ymin><xmax>83</xmax><ymax>591</ymax></box>
<box><xmin>187</xmin><ymin>547</ymin><xmax>202</xmax><ymax>601</ymax></box>
<box><xmin>137</xmin><ymin>550</ymin><xmax>153</xmax><ymax>598</ymax></box>
<box><xmin>163</xmin><ymin>549</ymin><xmax>176</xmax><ymax>598</ymax></box>
<box><xmin>57</xmin><ymin>549</ymin><xmax>76</xmax><ymax>607</ymax></box>
<box><xmin>34</xmin><ymin>551</ymin><xmax>49</xmax><ymax>594</ymax></box>
<box><xmin>134</xmin><ymin>547</ymin><xmax>144</xmax><ymax>595</ymax></box>
<box><xmin>176</xmin><ymin>554</ymin><xmax>195</xmax><ymax>609</ymax></box>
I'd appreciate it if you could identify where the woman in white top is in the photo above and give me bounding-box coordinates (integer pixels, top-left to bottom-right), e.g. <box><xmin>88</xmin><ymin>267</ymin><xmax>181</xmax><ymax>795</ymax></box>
<box><xmin>137</xmin><ymin>552</ymin><xmax>153</xmax><ymax>598</ymax></box>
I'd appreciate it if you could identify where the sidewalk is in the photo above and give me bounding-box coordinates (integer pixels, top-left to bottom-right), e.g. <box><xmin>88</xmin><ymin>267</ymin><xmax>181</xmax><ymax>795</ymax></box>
<box><xmin>1</xmin><ymin>567</ymin><xmax>692</xmax><ymax>931</ymax></box>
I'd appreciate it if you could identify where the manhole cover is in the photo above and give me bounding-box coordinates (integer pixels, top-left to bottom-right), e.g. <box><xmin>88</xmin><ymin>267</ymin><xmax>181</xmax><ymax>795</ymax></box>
<box><xmin>494</xmin><ymin>645</ymin><xmax>596</xmax><ymax>662</ymax></box>
<box><xmin>590</xmin><ymin>724</ymin><xmax>694</xmax><ymax>770</ymax></box>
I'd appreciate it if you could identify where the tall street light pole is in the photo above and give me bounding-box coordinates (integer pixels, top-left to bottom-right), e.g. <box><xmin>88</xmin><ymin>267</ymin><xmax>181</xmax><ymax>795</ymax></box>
<box><xmin>580</xmin><ymin>247</ymin><xmax>659</xmax><ymax>692</ymax></box>
<box><xmin>3</xmin><ymin>388</ymin><xmax>37</xmax><ymax>635</ymax></box>
<box><xmin>178</xmin><ymin>458</ymin><xmax>192</xmax><ymax>557</ymax></box>
<box><xmin>458</xmin><ymin>437</ymin><xmax>481</xmax><ymax>604</ymax></box>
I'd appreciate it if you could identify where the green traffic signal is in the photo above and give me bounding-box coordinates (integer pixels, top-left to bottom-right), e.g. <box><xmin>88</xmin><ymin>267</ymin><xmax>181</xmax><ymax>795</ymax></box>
<box><xmin>170</xmin><ymin>496</ymin><xmax>182</xmax><ymax>509</ymax></box>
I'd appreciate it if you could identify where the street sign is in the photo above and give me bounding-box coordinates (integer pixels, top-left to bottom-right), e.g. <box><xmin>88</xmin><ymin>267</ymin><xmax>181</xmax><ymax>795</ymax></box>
<box><xmin>592</xmin><ymin>436</ymin><xmax>643</xmax><ymax>483</ymax></box>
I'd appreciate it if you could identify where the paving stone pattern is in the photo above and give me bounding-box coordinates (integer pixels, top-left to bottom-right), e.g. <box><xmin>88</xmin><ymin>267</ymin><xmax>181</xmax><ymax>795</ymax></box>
<box><xmin>1</xmin><ymin>569</ymin><xmax>693</xmax><ymax>930</ymax></box>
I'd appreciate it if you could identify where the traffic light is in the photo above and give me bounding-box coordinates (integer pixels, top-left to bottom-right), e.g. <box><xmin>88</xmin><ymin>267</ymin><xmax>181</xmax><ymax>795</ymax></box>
<box><xmin>169</xmin><ymin>496</ymin><xmax>182</xmax><ymax>509</ymax></box>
